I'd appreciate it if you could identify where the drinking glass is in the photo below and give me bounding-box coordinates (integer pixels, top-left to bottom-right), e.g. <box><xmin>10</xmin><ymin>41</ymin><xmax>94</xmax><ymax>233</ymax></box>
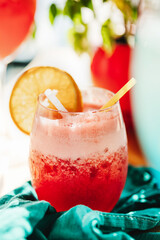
<box><xmin>29</xmin><ymin>87</ymin><xmax>128</xmax><ymax>212</ymax></box>
<box><xmin>0</xmin><ymin>0</ymin><xmax>36</xmax><ymax>132</ymax></box>
<box><xmin>0</xmin><ymin>0</ymin><xmax>36</xmax><ymax>192</ymax></box>
<box><xmin>131</xmin><ymin>0</ymin><xmax>160</xmax><ymax>176</ymax></box>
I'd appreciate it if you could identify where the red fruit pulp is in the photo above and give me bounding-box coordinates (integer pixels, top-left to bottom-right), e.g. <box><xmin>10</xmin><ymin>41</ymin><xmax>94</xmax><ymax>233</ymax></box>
<box><xmin>29</xmin><ymin>146</ymin><xmax>128</xmax><ymax>212</ymax></box>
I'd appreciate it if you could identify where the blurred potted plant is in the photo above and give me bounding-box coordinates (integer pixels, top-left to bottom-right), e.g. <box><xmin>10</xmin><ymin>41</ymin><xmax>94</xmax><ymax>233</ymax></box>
<box><xmin>49</xmin><ymin>0</ymin><xmax>141</xmax><ymax>129</ymax></box>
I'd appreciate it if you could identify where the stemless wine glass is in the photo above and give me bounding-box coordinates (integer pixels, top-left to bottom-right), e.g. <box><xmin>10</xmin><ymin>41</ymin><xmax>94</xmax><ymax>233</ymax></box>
<box><xmin>131</xmin><ymin>1</ymin><xmax>160</xmax><ymax>180</ymax></box>
<box><xmin>0</xmin><ymin>0</ymin><xmax>36</xmax><ymax>132</ymax></box>
<box><xmin>29</xmin><ymin>87</ymin><xmax>128</xmax><ymax>212</ymax></box>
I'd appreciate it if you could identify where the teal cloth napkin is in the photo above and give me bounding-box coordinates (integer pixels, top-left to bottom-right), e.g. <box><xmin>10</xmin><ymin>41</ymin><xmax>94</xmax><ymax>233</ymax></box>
<box><xmin>1</xmin><ymin>165</ymin><xmax>160</xmax><ymax>240</ymax></box>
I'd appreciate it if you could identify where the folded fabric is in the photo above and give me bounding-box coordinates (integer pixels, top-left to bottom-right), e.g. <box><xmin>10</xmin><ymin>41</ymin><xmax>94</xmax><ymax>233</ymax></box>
<box><xmin>0</xmin><ymin>166</ymin><xmax>160</xmax><ymax>240</ymax></box>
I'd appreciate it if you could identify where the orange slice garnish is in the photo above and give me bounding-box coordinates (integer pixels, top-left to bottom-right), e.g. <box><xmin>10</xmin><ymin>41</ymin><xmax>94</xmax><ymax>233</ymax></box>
<box><xmin>9</xmin><ymin>66</ymin><xmax>83</xmax><ymax>135</ymax></box>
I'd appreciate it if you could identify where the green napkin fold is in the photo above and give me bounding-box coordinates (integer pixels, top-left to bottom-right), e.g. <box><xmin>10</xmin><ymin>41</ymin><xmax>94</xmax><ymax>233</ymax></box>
<box><xmin>0</xmin><ymin>166</ymin><xmax>160</xmax><ymax>240</ymax></box>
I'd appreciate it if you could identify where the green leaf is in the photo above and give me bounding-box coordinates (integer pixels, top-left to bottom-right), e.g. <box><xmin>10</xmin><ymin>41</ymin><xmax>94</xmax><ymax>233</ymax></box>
<box><xmin>81</xmin><ymin>0</ymin><xmax>93</xmax><ymax>10</ymax></box>
<box><xmin>64</xmin><ymin>0</ymin><xmax>81</xmax><ymax>20</ymax></box>
<box><xmin>32</xmin><ymin>23</ymin><xmax>37</xmax><ymax>39</ymax></box>
<box><xmin>48</xmin><ymin>0</ymin><xmax>140</xmax><ymax>54</ymax></box>
<box><xmin>64</xmin><ymin>0</ymin><xmax>93</xmax><ymax>20</ymax></box>
<box><xmin>132</xmin><ymin>6</ymin><xmax>138</xmax><ymax>21</ymax></box>
<box><xmin>68</xmin><ymin>23</ymin><xmax>89</xmax><ymax>54</ymax></box>
<box><xmin>49</xmin><ymin>4</ymin><xmax>58</xmax><ymax>25</ymax></box>
<box><xmin>101</xmin><ymin>20</ymin><xmax>113</xmax><ymax>53</ymax></box>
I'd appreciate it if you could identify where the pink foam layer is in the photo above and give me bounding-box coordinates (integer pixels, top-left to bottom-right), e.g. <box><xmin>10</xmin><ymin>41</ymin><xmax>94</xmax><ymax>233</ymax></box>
<box><xmin>30</xmin><ymin>87</ymin><xmax>127</xmax><ymax>159</ymax></box>
<box><xmin>30</xmin><ymin>110</ymin><xmax>127</xmax><ymax>159</ymax></box>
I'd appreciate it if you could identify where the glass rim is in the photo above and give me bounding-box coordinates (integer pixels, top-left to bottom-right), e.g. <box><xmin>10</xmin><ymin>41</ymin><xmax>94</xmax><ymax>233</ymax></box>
<box><xmin>38</xmin><ymin>87</ymin><xmax>119</xmax><ymax>115</ymax></box>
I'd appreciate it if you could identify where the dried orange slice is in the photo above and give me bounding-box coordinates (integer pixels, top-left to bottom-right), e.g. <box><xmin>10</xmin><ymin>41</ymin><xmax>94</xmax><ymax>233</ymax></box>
<box><xmin>9</xmin><ymin>66</ymin><xmax>83</xmax><ymax>135</ymax></box>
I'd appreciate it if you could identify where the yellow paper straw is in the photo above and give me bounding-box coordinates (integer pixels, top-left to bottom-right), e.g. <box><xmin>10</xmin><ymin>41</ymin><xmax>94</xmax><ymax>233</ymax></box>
<box><xmin>100</xmin><ymin>78</ymin><xmax>136</xmax><ymax>110</ymax></box>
